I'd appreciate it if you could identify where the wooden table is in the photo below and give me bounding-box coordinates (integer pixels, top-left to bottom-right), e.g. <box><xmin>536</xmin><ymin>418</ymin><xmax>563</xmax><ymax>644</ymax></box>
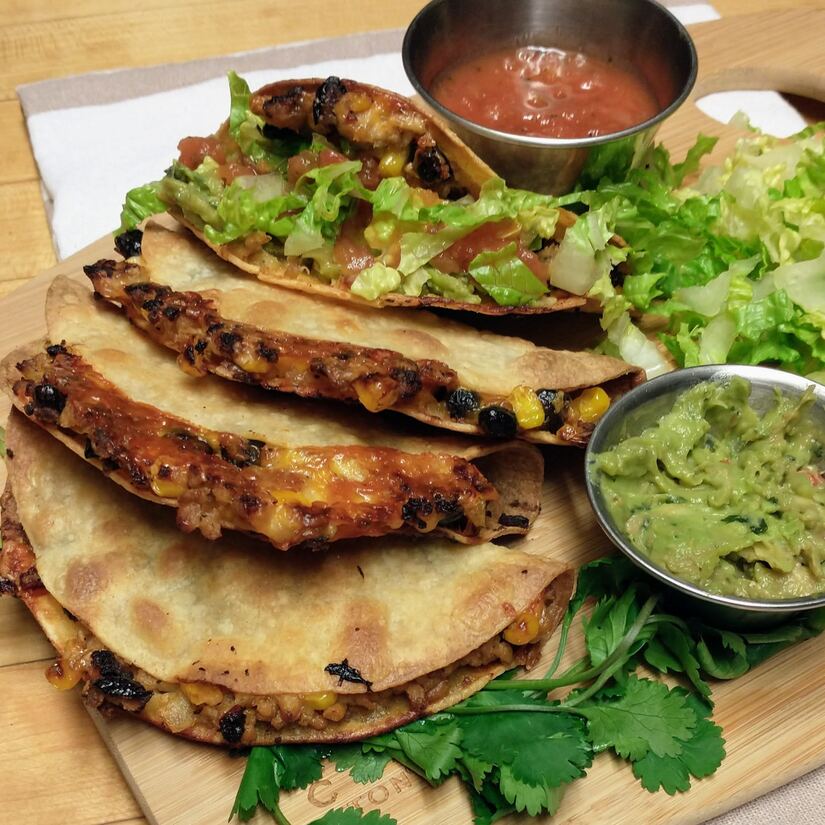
<box><xmin>1</xmin><ymin>1</ymin><xmax>823</xmax><ymax>823</ymax></box>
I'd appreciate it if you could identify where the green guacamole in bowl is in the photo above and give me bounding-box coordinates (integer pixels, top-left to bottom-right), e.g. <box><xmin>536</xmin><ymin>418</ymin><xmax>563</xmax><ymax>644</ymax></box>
<box><xmin>592</xmin><ymin>376</ymin><xmax>825</xmax><ymax>600</ymax></box>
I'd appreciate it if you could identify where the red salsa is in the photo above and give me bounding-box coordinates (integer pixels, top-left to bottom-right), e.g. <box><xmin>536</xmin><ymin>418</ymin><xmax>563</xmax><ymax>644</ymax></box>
<box><xmin>431</xmin><ymin>46</ymin><xmax>660</xmax><ymax>139</ymax></box>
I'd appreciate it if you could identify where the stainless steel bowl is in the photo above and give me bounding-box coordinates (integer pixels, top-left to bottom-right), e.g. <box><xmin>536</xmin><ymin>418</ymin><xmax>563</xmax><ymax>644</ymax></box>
<box><xmin>584</xmin><ymin>365</ymin><xmax>825</xmax><ymax>629</ymax></box>
<box><xmin>403</xmin><ymin>0</ymin><xmax>697</xmax><ymax>193</ymax></box>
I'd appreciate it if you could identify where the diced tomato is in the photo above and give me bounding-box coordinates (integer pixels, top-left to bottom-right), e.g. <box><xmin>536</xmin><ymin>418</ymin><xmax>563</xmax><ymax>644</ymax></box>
<box><xmin>431</xmin><ymin>220</ymin><xmax>515</xmax><ymax>272</ymax></box>
<box><xmin>178</xmin><ymin>136</ymin><xmax>225</xmax><ymax>169</ymax></box>
<box><xmin>287</xmin><ymin>151</ymin><xmax>319</xmax><ymax>186</ymax></box>
<box><xmin>319</xmin><ymin>147</ymin><xmax>348</xmax><ymax>166</ymax></box>
<box><xmin>431</xmin><ymin>219</ymin><xmax>548</xmax><ymax>281</ymax></box>
<box><xmin>334</xmin><ymin>238</ymin><xmax>375</xmax><ymax>281</ymax></box>
<box><xmin>358</xmin><ymin>155</ymin><xmax>381</xmax><ymax>190</ymax></box>
<box><xmin>334</xmin><ymin>201</ymin><xmax>375</xmax><ymax>280</ymax></box>
<box><xmin>518</xmin><ymin>247</ymin><xmax>547</xmax><ymax>282</ymax></box>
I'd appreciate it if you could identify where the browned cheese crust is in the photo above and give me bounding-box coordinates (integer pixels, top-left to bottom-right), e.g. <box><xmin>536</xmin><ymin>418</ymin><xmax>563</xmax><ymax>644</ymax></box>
<box><xmin>85</xmin><ymin>255</ymin><xmax>641</xmax><ymax>445</ymax></box>
<box><xmin>9</xmin><ymin>346</ymin><xmax>501</xmax><ymax>549</ymax></box>
<box><xmin>86</xmin><ymin>258</ymin><xmax>461</xmax><ymax>412</ymax></box>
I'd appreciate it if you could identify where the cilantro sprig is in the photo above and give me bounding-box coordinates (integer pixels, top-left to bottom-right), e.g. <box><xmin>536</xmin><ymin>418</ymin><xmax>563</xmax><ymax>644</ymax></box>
<box><xmin>231</xmin><ymin>555</ymin><xmax>825</xmax><ymax>824</ymax></box>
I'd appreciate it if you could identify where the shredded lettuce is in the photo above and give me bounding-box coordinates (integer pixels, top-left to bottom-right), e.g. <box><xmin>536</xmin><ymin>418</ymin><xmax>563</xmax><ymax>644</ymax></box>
<box><xmin>119</xmin><ymin>182</ymin><xmax>166</xmax><ymax>233</ymax></box>
<box><xmin>467</xmin><ymin>243</ymin><xmax>547</xmax><ymax>306</ymax></box>
<box><xmin>568</xmin><ymin>122</ymin><xmax>825</xmax><ymax>375</ymax></box>
<box><xmin>350</xmin><ymin>263</ymin><xmax>402</xmax><ymax>301</ymax></box>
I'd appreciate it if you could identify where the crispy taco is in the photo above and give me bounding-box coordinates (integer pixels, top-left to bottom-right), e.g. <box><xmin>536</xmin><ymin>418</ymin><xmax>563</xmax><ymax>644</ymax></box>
<box><xmin>1</xmin><ymin>412</ymin><xmax>574</xmax><ymax>745</ymax></box>
<box><xmin>1</xmin><ymin>277</ymin><xmax>543</xmax><ymax>549</ymax></box>
<box><xmin>119</xmin><ymin>73</ymin><xmax>625</xmax><ymax>315</ymax></box>
<box><xmin>90</xmin><ymin>223</ymin><xmax>643</xmax><ymax>445</ymax></box>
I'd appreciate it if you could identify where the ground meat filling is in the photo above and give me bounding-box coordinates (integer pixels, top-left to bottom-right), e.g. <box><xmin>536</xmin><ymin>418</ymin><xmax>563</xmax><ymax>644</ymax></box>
<box><xmin>85</xmin><ymin>258</ymin><xmax>459</xmax><ymax>413</ymax></box>
<box><xmin>11</xmin><ymin>348</ymin><xmax>499</xmax><ymax>548</ymax></box>
<box><xmin>251</xmin><ymin>78</ymin><xmax>468</xmax><ymax>199</ymax></box>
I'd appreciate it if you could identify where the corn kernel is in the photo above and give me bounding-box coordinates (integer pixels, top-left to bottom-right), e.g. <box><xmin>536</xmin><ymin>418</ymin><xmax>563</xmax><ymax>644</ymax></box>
<box><xmin>301</xmin><ymin>691</ymin><xmax>338</xmax><ymax>711</ymax></box>
<box><xmin>180</xmin><ymin>681</ymin><xmax>224</xmax><ymax>707</ymax></box>
<box><xmin>354</xmin><ymin>379</ymin><xmax>391</xmax><ymax>412</ymax></box>
<box><xmin>150</xmin><ymin>470</ymin><xmax>187</xmax><ymax>500</ymax></box>
<box><xmin>503</xmin><ymin>611</ymin><xmax>541</xmax><ymax>646</ymax></box>
<box><xmin>233</xmin><ymin>351</ymin><xmax>271</xmax><ymax>374</ymax></box>
<box><xmin>378</xmin><ymin>149</ymin><xmax>407</xmax><ymax>178</ymax></box>
<box><xmin>347</xmin><ymin>92</ymin><xmax>372</xmax><ymax>113</ymax></box>
<box><xmin>509</xmin><ymin>386</ymin><xmax>546</xmax><ymax>430</ymax></box>
<box><xmin>45</xmin><ymin>658</ymin><xmax>82</xmax><ymax>691</ymax></box>
<box><xmin>568</xmin><ymin>387</ymin><xmax>611</xmax><ymax>424</ymax></box>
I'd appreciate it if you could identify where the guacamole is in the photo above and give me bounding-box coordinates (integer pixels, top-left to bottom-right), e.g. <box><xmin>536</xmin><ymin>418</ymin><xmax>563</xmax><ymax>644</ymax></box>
<box><xmin>593</xmin><ymin>377</ymin><xmax>825</xmax><ymax>600</ymax></box>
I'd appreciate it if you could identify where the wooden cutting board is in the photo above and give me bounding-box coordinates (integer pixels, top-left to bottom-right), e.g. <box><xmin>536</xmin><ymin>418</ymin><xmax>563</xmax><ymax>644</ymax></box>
<box><xmin>2</xmin><ymin>8</ymin><xmax>825</xmax><ymax>825</ymax></box>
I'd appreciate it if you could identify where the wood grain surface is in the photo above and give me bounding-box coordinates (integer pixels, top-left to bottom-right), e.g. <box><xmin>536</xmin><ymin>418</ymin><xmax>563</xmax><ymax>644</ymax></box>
<box><xmin>1</xmin><ymin>2</ymin><xmax>825</xmax><ymax>824</ymax></box>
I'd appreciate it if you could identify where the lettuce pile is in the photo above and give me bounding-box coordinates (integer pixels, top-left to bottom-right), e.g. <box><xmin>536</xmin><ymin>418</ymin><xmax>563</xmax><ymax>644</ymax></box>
<box><xmin>560</xmin><ymin>122</ymin><xmax>825</xmax><ymax>378</ymax></box>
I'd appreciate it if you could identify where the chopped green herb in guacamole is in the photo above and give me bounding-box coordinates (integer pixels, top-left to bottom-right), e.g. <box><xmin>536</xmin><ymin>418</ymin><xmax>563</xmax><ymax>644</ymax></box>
<box><xmin>593</xmin><ymin>377</ymin><xmax>825</xmax><ymax>600</ymax></box>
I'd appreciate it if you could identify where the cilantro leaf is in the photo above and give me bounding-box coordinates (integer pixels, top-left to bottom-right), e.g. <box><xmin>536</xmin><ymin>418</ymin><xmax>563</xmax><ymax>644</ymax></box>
<box><xmin>643</xmin><ymin>637</ymin><xmax>684</xmax><ymax>675</ymax></box>
<box><xmin>632</xmin><ymin>693</ymin><xmax>725</xmax><ymax>794</ymax></box>
<box><xmin>230</xmin><ymin>747</ymin><xmax>281</xmax><ymax>822</ymax></box>
<box><xmin>584</xmin><ymin>588</ymin><xmax>643</xmax><ymax>667</ymax></box>
<box><xmin>271</xmin><ymin>745</ymin><xmax>324</xmax><ymax>790</ymax></box>
<box><xmin>578</xmin><ymin>676</ymin><xmax>696</xmax><ymax>760</ymax></box>
<box><xmin>460</xmin><ymin>752</ymin><xmax>493</xmax><ymax>792</ymax></box>
<box><xmin>309</xmin><ymin>808</ymin><xmax>397</xmax><ymax>825</ymax></box>
<box><xmin>459</xmin><ymin>708</ymin><xmax>591</xmax><ymax>788</ymax></box>
<box><xmin>498</xmin><ymin>765</ymin><xmax>566</xmax><ymax>816</ymax></box>
<box><xmin>656</xmin><ymin>623</ymin><xmax>712</xmax><ymax>700</ymax></box>
<box><xmin>393</xmin><ymin>718</ymin><xmax>462</xmax><ymax>782</ymax></box>
<box><xmin>330</xmin><ymin>745</ymin><xmax>392</xmax><ymax>784</ymax></box>
<box><xmin>467</xmin><ymin>772</ymin><xmax>514</xmax><ymax>825</ymax></box>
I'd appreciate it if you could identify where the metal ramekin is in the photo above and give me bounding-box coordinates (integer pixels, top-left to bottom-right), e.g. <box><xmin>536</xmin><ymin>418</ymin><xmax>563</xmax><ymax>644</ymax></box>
<box><xmin>584</xmin><ymin>365</ymin><xmax>825</xmax><ymax>629</ymax></box>
<box><xmin>403</xmin><ymin>0</ymin><xmax>697</xmax><ymax>193</ymax></box>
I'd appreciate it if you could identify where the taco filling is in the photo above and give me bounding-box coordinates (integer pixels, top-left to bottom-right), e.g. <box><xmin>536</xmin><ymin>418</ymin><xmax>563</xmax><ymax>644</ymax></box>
<box><xmin>121</xmin><ymin>74</ymin><xmax>624</xmax><ymax>312</ymax></box>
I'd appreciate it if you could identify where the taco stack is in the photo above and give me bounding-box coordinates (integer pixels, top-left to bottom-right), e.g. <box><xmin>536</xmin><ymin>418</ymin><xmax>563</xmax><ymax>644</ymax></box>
<box><xmin>0</xmin><ymin>72</ymin><xmax>648</xmax><ymax>750</ymax></box>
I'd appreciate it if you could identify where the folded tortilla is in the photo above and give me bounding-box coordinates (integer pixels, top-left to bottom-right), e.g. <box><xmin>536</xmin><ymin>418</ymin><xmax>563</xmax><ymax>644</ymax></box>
<box><xmin>1</xmin><ymin>413</ymin><xmax>574</xmax><ymax>744</ymax></box>
<box><xmin>147</xmin><ymin>74</ymin><xmax>597</xmax><ymax>315</ymax></box>
<box><xmin>89</xmin><ymin>222</ymin><xmax>643</xmax><ymax>446</ymax></box>
<box><xmin>1</xmin><ymin>276</ymin><xmax>543</xmax><ymax>549</ymax></box>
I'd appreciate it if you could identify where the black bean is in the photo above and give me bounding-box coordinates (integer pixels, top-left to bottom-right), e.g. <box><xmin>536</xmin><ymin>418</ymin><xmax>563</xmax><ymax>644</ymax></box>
<box><xmin>262</xmin><ymin>123</ymin><xmax>299</xmax><ymax>140</ymax></box>
<box><xmin>414</xmin><ymin>145</ymin><xmax>451</xmax><ymax>184</ymax></box>
<box><xmin>219</xmin><ymin>706</ymin><xmax>246</xmax><ymax>743</ymax></box>
<box><xmin>114</xmin><ymin>229</ymin><xmax>143</xmax><ymax>259</ymax></box>
<box><xmin>446</xmin><ymin>388</ymin><xmax>479</xmax><ymax>419</ymax></box>
<box><xmin>536</xmin><ymin>388</ymin><xmax>564</xmax><ymax>430</ymax></box>
<box><xmin>91</xmin><ymin>649</ymin><xmax>124</xmax><ymax>679</ymax></box>
<box><xmin>312</xmin><ymin>76</ymin><xmax>347</xmax><ymax>126</ymax></box>
<box><xmin>34</xmin><ymin>383</ymin><xmax>66</xmax><ymax>413</ymax></box>
<box><xmin>478</xmin><ymin>406</ymin><xmax>517</xmax><ymax>438</ymax></box>
<box><xmin>498</xmin><ymin>514</ymin><xmax>530</xmax><ymax>529</ymax></box>
<box><xmin>93</xmin><ymin>676</ymin><xmax>152</xmax><ymax>703</ymax></box>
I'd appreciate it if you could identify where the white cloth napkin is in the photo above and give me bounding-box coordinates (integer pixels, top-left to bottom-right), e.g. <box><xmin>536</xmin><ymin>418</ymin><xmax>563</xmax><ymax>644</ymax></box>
<box><xmin>14</xmin><ymin>5</ymin><xmax>822</xmax><ymax>823</ymax></box>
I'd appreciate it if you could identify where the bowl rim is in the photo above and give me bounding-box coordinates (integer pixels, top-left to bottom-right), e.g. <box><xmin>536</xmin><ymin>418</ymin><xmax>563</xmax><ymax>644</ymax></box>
<box><xmin>584</xmin><ymin>364</ymin><xmax>825</xmax><ymax>613</ymax></box>
<box><xmin>401</xmin><ymin>0</ymin><xmax>699</xmax><ymax>150</ymax></box>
